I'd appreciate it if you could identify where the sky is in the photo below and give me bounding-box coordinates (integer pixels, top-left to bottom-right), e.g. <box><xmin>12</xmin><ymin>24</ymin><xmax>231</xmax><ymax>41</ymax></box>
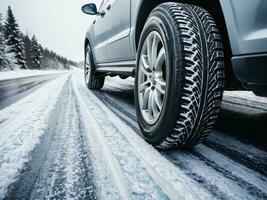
<box><xmin>0</xmin><ymin>0</ymin><xmax>101</xmax><ymax>62</ymax></box>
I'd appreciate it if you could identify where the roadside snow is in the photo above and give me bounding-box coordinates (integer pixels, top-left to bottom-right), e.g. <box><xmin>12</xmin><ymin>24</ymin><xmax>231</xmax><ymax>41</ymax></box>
<box><xmin>108</xmin><ymin>76</ymin><xmax>267</xmax><ymax>109</ymax></box>
<box><xmin>0</xmin><ymin>69</ymin><xmax>69</xmax><ymax>81</ymax></box>
<box><xmin>223</xmin><ymin>91</ymin><xmax>267</xmax><ymax>110</ymax></box>
<box><xmin>0</xmin><ymin>73</ymin><xmax>70</xmax><ymax>197</ymax></box>
<box><xmin>72</xmin><ymin>71</ymin><xmax>213</xmax><ymax>200</ymax></box>
<box><xmin>1</xmin><ymin>69</ymin><xmax>266</xmax><ymax>199</ymax></box>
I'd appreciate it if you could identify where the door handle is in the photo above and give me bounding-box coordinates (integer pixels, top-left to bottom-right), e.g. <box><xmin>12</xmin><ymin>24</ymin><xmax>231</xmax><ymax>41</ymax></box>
<box><xmin>93</xmin><ymin>20</ymin><xmax>96</xmax><ymax>24</ymax></box>
<box><xmin>106</xmin><ymin>4</ymin><xmax>111</xmax><ymax>11</ymax></box>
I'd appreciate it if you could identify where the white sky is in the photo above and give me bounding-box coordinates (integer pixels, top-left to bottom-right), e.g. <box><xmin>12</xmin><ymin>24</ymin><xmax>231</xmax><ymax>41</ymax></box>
<box><xmin>0</xmin><ymin>0</ymin><xmax>102</xmax><ymax>62</ymax></box>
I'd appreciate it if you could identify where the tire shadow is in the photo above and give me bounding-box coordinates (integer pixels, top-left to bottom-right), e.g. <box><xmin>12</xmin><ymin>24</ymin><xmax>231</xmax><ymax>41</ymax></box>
<box><xmin>215</xmin><ymin>102</ymin><xmax>267</xmax><ymax>150</ymax></box>
<box><xmin>102</xmin><ymin>82</ymin><xmax>267</xmax><ymax>150</ymax></box>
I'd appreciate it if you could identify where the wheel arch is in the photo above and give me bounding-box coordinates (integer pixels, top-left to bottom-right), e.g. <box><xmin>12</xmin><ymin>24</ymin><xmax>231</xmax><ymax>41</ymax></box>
<box><xmin>134</xmin><ymin>0</ymin><xmax>242</xmax><ymax>90</ymax></box>
<box><xmin>84</xmin><ymin>37</ymin><xmax>96</xmax><ymax>66</ymax></box>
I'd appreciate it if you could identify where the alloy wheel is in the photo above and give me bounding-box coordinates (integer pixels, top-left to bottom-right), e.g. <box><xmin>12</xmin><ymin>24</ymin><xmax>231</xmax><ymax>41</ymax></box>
<box><xmin>137</xmin><ymin>31</ymin><xmax>167</xmax><ymax>124</ymax></box>
<box><xmin>85</xmin><ymin>50</ymin><xmax>91</xmax><ymax>85</ymax></box>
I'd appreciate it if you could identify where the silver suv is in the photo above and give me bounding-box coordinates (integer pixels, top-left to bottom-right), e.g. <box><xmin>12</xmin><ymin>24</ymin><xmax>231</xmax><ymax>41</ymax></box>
<box><xmin>82</xmin><ymin>0</ymin><xmax>267</xmax><ymax>149</ymax></box>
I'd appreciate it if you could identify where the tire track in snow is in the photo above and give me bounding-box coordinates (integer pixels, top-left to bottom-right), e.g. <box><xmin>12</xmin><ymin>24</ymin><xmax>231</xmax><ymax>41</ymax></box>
<box><xmin>96</xmin><ymin>77</ymin><xmax>267</xmax><ymax>199</ymax></box>
<box><xmin>192</xmin><ymin>146</ymin><xmax>267</xmax><ymax>198</ymax></box>
<box><xmin>204</xmin><ymin>133</ymin><xmax>267</xmax><ymax>177</ymax></box>
<box><xmin>95</xmin><ymin>90</ymin><xmax>264</xmax><ymax>199</ymax></box>
<box><xmin>0</xmin><ymin>74</ymin><xmax>69</xmax><ymax>198</ymax></box>
<box><xmin>73</xmin><ymin>75</ymin><xmax>170</xmax><ymax>200</ymax></box>
<box><xmin>73</xmin><ymin>72</ymin><xmax>214</xmax><ymax>200</ymax></box>
<box><xmin>5</xmin><ymin>76</ymin><xmax>97</xmax><ymax>200</ymax></box>
<box><xmin>98</xmin><ymin>82</ymin><xmax>267</xmax><ymax>166</ymax></box>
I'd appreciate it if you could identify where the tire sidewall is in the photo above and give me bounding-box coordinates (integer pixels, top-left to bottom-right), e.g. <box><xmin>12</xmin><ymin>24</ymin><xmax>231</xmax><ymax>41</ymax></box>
<box><xmin>85</xmin><ymin>45</ymin><xmax>96</xmax><ymax>89</ymax></box>
<box><xmin>135</xmin><ymin>9</ymin><xmax>184</xmax><ymax>145</ymax></box>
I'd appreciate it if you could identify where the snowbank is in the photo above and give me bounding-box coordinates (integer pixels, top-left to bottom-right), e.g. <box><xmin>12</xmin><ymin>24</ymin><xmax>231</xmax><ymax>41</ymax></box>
<box><xmin>223</xmin><ymin>91</ymin><xmax>267</xmax><ymax>110</ymax></box>
<box><xmin>0</xmin><ymin>73</ymin><xmax>70</xmax><ymax>197</ymax></box>
<box><xmin>0</xmin><ymin>69</ymin><xmax>69</xmax><ymax>81</ymax></box>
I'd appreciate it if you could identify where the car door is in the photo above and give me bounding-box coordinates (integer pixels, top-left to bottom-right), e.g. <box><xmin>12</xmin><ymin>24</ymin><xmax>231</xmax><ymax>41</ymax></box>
<box><xmin>91</xmin><ymin>0</ymin><xmax>110</xmax><ymax>63</ymax></box>
<box><xmin>104</xmin><ymin>0</ymin><xmax>133</xmax><ymax>62</ymax></box>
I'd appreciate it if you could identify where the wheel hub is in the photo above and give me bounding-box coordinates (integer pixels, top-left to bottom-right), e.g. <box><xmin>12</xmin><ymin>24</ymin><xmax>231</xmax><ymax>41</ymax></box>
<box><xmin>151</xmin><ymin>72</ymin><xmax>156</xmax><ymax>85</ymax></box>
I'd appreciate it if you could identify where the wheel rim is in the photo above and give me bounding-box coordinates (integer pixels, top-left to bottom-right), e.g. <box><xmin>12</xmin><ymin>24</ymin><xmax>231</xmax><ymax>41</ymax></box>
<box><xmin>138</xmin><ymin>31</ymin><xmax>167</xmax><ymax>125</ymax></box>
<box><xmin>84</xmin><ymin>50</ymin><xmax>91</xmax><ymax>84</ymax></box>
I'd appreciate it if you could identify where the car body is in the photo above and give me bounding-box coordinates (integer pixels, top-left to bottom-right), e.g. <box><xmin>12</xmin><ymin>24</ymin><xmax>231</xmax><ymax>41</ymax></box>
<box><xmin>82</xmin><ymin>0</ymin><xmax>267</xmax><ymax>148</ymax></box>
<box><xmin>83</xmin><ymin>0</ymin><xmax>267</xmax><ymax>96</ymax></box>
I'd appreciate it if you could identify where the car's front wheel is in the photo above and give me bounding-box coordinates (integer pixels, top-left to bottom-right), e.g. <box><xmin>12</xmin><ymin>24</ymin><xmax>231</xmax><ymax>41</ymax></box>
<box><xmin>135</xmin><ymin>3</ymin><xmax>225</xmax><ymax>149</ymax></box>
<box><xmin>84</xmin><ymin>44</ymin><xmax>105</xmax><ymax>90</ymax></box>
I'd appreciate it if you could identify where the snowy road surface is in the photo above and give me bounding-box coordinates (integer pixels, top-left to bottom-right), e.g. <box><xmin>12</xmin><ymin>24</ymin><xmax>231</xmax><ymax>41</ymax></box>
<box><xmin>0</xmin><ymin>70</ymin><xmax>266</xmax><ymax>200</ymax></box>
<box><xmin>0</xmin><ymin>73</ymin><xmax>66</xmax><ymax>109</ymax></box>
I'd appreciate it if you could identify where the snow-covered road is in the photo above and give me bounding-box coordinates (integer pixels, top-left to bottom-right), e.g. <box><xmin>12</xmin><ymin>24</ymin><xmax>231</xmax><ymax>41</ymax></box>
<box><xmin>0</xmin><ymin>70</ymin><xmax>266</xmax><ymax>200</ymax></box>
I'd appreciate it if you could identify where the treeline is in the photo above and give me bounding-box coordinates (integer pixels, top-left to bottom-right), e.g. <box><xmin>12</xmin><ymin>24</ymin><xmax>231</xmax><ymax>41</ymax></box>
<box><xmin>0</xmin><ymin>6</ymin><xmax>76</xmax><ymax>71</ymax></box>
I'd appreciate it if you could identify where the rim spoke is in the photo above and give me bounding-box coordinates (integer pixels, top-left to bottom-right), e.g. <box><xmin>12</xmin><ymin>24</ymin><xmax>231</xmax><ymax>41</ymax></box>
<box><xmin>155</xmin><ymin>47</ymin><xmax>165</xmax><ymax>72</ymax></box>
<box><xmin>139</xmin><ymin>80</ymin><xmax>150</xmax><ymax>93</ymax></box>
<box><xmin>154</xmin><ymin>89</ymin><xmax>163</xmax><ymax>110</ymax></box>
<box><xmin>141</xmin><ymin>55</ymin><xmax>152</xmax><ymax>76</ymax></box>
<box><xmin>151</xmin><ymin>91</ymin><xmax>159</xmax><ymax>116</ymax></box>
<box><xmin>151</xmin><ymin>34</ymin><xmax>159</xmax><ymax>66</ymax></box>
<box><xmin>146</xmin><ymin>37</ymin><xmax>153</xmax><ymax>66</ymax></box>
<box><xmin>142</xmin><ymin>88</ymin><xmax>150</xmax><ymax>109</ymax></box>
<box><xmin>147</xmin><ymin>90</ymin><xmax>153</xmax><ymax>116</ymax></box>
<box><xmin>155</xmin><ymin>82</ymin><xmax>166</xmax><ymax>94</ymax></box>
<box><xmin>156</xmin><ymin>79</ymin><xmax>166</xmax><ymax>87</ymax></box>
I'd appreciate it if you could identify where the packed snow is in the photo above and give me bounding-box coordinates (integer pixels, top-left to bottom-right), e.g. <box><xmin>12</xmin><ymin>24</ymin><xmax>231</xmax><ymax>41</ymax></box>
<box><xmin>0</xmin><ymin>73</ymin><xmax>70</xmax><ymax>196</ymax></box>
<box><xmin>223</xmin><ymin>90</ymin><xmax>267</xmax><ymax>110</ymax></box>
<box><xmin>0</xmin><ymin>69</ymin><xmax>69</xmax><ymax>81</ymax></box>
<box><xmin>0</xmin><ymin>70</ymin><xmax>266</xmax><ymax>199</ymax></box>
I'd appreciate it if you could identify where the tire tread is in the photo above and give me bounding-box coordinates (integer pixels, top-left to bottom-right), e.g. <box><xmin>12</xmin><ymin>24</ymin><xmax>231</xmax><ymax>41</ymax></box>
<box><xmin>155</xmin><ymin>3</ymin><xmax>224</xmax><ymax>148</ymax></box>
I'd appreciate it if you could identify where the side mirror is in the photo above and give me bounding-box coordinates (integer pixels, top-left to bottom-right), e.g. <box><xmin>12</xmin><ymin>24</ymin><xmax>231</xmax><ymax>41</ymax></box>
<box><xmin>81</xmin><ymin>3</ymin><xmax>98</xmax><ymax>15</ymax></box>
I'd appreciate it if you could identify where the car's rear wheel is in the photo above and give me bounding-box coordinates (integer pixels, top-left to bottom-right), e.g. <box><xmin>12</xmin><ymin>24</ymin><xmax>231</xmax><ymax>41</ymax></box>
<box><xmin>135</xmin><ymin>2</ymin><xmax>225</xmax><ymax>149</ymax></box>
<box><xmin>84</xmin><ymin>45</ymin><xmax>105</xmax><ymax>90</ymax></box>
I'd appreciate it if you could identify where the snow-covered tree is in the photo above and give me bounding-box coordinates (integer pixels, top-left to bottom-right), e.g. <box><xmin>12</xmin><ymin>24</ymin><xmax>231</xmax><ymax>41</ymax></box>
<box><xmin>4</xmin><ymin>6</ymin><xmax>27</xmax><ymax>69</ymax></box>
<box><xmin>0</xmin><ymin>13</ymin><xmax>7</xmax><ymax>70</ymax></box>
<box><xmin>0</xmin><ymin>13</ymin><xmax>4</xmax><ymax>33</ymax></box>
<box><xmin>30</xmin><ymin>35</ymin><xmax>42</xmax><ymax>69</ymax></box>
<box><xmin>0</xmin><ymin>12</ymin><xmax>16</xmax><ymax>71</ymax></box>
<box><xmin>23</xmin><ymin>34</ymin><xmax>32</xmax><ymax>68</ymax></box>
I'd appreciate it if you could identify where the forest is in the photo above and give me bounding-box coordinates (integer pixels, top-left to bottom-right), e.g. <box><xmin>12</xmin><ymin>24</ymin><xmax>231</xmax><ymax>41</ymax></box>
<box><xmin>0</xmin><ymin>6</ymin><xmax>77</xmax><ymax>71</ymax></box>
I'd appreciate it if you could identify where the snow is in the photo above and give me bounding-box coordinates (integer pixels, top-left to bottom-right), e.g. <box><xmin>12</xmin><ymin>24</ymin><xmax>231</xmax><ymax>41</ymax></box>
<box><xmin>98</xmin><ymin>76</ymin><xmax>267</xmax><ymax>199</ymax></box>
<box><xmin>223</xmin><ymin>91</ymin><xmax>267</xmax><ymax>110</ymax></box>
<box><xmin>110</xmin><ymin>76</ymin><xmax>267</xmax><ymax>110</ymax></box>
<box><xmin>195</xmin><ymin>144</ymin><xmax>267</xmax><ymax>194</ymax></box>
<box><xmin>0</xmin><ymin>73</ymin><xmax>70</xmax><ymax>197</ymax></box>
<box><xmin>0</xmin><ymin>69</ymin><xmax>266</xmax><ymax>199</ymax></box>
<box><xmin>0</xmin><ymin>69</ymin><xmax>69</xmax><ymax>81</ymax></box>
<box><xmin>72</xmin><ymin>72</ymin><xmax>213</xmax><ymax>200</ymax></box>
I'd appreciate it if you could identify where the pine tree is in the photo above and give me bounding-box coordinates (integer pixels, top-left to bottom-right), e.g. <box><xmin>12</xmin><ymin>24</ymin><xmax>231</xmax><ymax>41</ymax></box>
<box><xmin>23</xmin><ymin>34</ymin><xmax>32</xmax><ymax>68</ymax></box>
<box><xmin>30</xmin><ymin>35</ymin><xmax>42</xmax><ymax>69</ymax></box>
<box><xmin>0</xmin><ymin>12</ymin><xmax>16</xmax><ymax>71</ymax></box>
<box><xmin>0</xmin><ymin>13</ymin><xmax>4</xmax><ymax>33</ymax></box>
<box><xmin>4</xmin><ymin>6</ymin><xmax>27</xmax><ymax>69</ymax></box>
<box><xmin>0</xmin><ymin>13</ymin><xmax>7</xmax><ymax>70</ymax></box>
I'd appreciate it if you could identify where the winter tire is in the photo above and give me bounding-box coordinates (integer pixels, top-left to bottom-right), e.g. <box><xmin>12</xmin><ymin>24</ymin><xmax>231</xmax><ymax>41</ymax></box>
<box><xmin>84</xmin><ymin>44</ymin><xmax>105</xmax><ymax>90</ymax></box>
<box><xmin>135</xmin><ymin>3</ymin><xmax>225</xmax><ymax>149</ymax></box>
